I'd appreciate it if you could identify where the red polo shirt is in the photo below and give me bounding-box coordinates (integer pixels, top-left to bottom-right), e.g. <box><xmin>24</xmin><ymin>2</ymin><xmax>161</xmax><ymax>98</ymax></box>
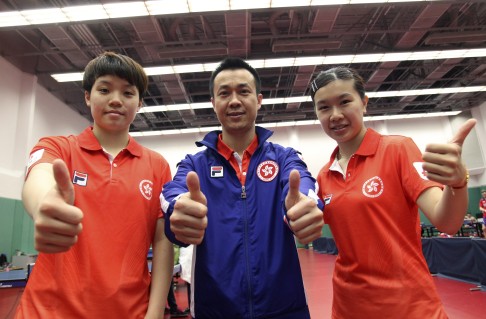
<box><xmin>17</xmin><ymin>127</ymin><xmax>172</xmax><ymax>319</ymax></box>
<box><xmin>317</xmin><ymin>128</ymin><xmax>447</xmax><ymax>319</ymax></box>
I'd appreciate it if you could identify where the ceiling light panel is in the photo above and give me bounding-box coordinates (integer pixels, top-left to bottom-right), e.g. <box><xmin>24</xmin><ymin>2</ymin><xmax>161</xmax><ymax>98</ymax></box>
<box><xmin>146</xmin><ymin>0</ymin><xmax>189</xmax><ymax>15</ymax></box>
<box><xmin>62</xmin><ymin>5</ymin><xmax>108</xmax><ymax>21</ymax></box>
<box><xmin>103</xmin><ymin>2</ymin><xmax>149</xmax><ymax>18</ymax></box>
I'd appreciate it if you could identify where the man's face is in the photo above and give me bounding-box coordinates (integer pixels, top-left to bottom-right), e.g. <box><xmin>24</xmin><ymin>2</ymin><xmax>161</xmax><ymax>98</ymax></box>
<box><xmin>211</xmin><ymin>69</ymin><xmax>262</xmax><ymax>135</ymax></box>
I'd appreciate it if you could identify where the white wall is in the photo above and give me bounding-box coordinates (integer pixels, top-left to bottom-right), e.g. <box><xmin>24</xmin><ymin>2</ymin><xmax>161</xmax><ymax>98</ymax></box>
<box><xmin>0</xmin><ymin>57</ymin><xmax>89</xmax><ymax>200</ymax></box>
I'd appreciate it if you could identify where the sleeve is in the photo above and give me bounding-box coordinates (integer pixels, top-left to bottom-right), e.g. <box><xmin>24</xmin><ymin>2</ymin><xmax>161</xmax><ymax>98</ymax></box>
<box><xmin>160</xmin><ymin>155</ymin><xmax>196</xmax><ymax>247</ymax></box>
<box><xmin>280</xmin><ymin>148</ymin><xmax>325</xmax><ymax>215</ymax></box>
<box><xmin>156</xmin><ymin>155</ymin><xmax>173</xmax><ymax>219</ymax></box>
<box><xmin>26</xmin><ymin>136</ymin><xmax>67</xmax><ymax>177</ymax></box>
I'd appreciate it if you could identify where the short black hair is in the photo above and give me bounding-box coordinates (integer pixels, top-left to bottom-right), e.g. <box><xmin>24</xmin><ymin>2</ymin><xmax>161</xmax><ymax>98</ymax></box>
<box><xmin>310</xmin><ymin>66</ymin><xmax>366</xmax><ymax>102</ymax></box>
<box><xmin>82</xmin><ymin>51</ymin><xmax>148</xmax><ymax>100</ymax></box>
<box><xmin>209</xmin><ymin>57</ymin><xmax>261</xmax><ymax>98</ymax></box>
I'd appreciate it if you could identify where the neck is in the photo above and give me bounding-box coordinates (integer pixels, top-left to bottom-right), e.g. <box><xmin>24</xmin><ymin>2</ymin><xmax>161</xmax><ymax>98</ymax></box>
<box><xmin>337</xmin><ymin>151</ymin><xmax>352</xmax><ymax>161</ymax></box>
<box><xmin>337</xmin><ymin>126</ymin><xmax>367</xmax><ymax>160</ymax></box>
<box><xmin>93</xmin><ymin>126</ymin><xmax>129</xmax><ymax>155</ymax></box>
<box><xmin>221</xmin><ymin>128</ymin><xmax>255</xmax><ymax>156</ymax></box>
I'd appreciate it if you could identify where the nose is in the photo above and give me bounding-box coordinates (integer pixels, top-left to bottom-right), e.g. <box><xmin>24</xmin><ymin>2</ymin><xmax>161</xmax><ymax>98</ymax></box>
<box><xmin>109</xmin><ymin>91</ymin><xmax>123</xmax><ymax>106</ymax></box>
<box><xmin>228</xmin><ymin>92</ymin><xmax>242</xmax><ymax>107</ymax></box>
<box><xmin>329</xmin><ymin>106</ymin><xmax>343</xmax><ymax>120</ymax></box>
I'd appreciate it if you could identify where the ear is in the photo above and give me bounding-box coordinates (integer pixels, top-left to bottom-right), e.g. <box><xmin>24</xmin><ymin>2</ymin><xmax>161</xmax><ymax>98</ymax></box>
<box><xmin>211</xmin><ymin>97</ymin><xmax>216</xmax><ymax>111</ymax></box>
<box><xmin>84</xmin><ymin>91</ymin><xmax>91</xmax><ymax>107</ymax></box>
<box><xmin>257</xmin><ymin>93</ymin><xmax>263</xmax><ymax>110</ymax></box>
<box><xmin>362</xmin><ymin>95</ymin><xmax>369</xmax><ymax>114</ymax></box>
<box><xmin>138</xmin><ymin>100</ymin><xmax>143</xmax><ymax>110</ymax></box>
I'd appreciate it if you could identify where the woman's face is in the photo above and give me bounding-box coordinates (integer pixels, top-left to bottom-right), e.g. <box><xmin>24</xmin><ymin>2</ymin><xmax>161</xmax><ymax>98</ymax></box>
<box><xmin>313</xmin><ymin>79</ymin><xmax>368</xmax><ymax>144</ymax></box>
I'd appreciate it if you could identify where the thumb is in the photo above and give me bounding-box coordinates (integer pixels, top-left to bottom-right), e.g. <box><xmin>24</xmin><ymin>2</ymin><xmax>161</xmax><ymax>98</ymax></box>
<box><xmin>186</xmin><ymin>171</ymin><xmax>206</xmax><ymax>205</ymax></box>
<box><xmin>52</xmin><ymin>159</ymin><xmax>74</xmax><ymax>205</ymax></box>
<box><xmin>449</xmin><ymin>119</ymin><xmax>476</xmax><ymax>147</ymax></box>
<box><xmin>286</xmin><ymin>169</ymin><xmax>301</xmax><ymax>209</ymax></box>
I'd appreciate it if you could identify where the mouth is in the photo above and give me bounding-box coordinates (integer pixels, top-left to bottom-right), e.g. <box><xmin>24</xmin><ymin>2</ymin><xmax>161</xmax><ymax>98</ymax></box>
<box><xmin>106</xmin><ymin>110</ymin><xmax>124</xmax><ymax>116</ymax></box>
<box><xmin>331</xmin><ymin>124</ymin><xmax>347</xmax><ymax>132</ymax></box>
<box><xmin>227</xmin><ymin>111</ymin><xmax>245</xmax><ymax>117</ymax></box>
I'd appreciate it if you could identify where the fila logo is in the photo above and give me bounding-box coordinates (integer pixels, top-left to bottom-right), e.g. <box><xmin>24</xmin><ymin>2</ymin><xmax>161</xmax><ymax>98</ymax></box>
<box><xmin>323</xmin><ymin>194</ymin><xmax>332</xmax><ymax>205</ymax></box>
<box><xmin>73</xmin><ymin>171</ymin><xmax>88</xmax><ymax>186</ymax></box>
<box><xmin>211</xmin><ymin>166</ymin><xmax>223</xmax><ymax>178</ymax></box>
<box><xmin>256</xmin><ymin>160</ymin><xmax>279</xmax><ymax>182</ymax></box>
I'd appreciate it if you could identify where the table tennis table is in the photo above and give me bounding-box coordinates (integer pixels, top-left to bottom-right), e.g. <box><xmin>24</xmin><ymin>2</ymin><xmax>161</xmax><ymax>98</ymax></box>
<box><xmin>1</xmin><ymin>252</ymin><xmax>180</xmax><ymax>289</ymax></box>
<box><xmin>0</xmin><ymin>268</ymin><xmax>30</xmax><ymax>289</ymax></box>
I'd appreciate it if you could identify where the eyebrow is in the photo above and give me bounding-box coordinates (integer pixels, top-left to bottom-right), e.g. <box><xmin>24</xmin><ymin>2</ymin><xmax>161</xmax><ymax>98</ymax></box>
<box><xmin>217</xmin><ymin>83</ymin><xmax>251</xmax><ymax>90</ymax></box>
<box><xmin>316</xmin><ymin>92</ymin><xmax>353</xmax><ymax>104</ymax></box>
<box><xmin>95</xmin><ymin>79</ymin><xmax>135</xmax><ymax>88</ymax></box>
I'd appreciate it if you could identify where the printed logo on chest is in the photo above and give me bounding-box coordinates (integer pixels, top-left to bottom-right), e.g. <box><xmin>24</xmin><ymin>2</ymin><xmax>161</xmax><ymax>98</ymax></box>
<box><xmin>73</xmin><ymin>171</ymin><xmax>88</xmax><ymax>186</ymax></box>
<box><xmin>362</xmin><ymin>176</ymin><xmax>384</xmax><ymax>198</ymax></box>
<box><xmin>256</xmin><ymin>160</ymin><xmax>279</xmax><ymax>182</ymax></box>
<box><xmin>139</xmin><ymin>179</ymin><xmax>154</xmax><ymax>200</ymax></box>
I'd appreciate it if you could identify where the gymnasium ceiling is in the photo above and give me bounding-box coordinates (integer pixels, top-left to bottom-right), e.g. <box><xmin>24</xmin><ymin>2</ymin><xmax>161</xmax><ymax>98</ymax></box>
<box><xmin>1</xmin><ymin>0</ymin><xmax>486</xmax><ymax>133</ymax></box>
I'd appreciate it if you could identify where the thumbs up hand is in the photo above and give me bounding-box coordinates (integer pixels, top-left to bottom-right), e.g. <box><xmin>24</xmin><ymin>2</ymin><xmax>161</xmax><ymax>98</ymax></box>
<box><xmin>422</xmin><ymin>119</ymin><xmax>476</xmax><ymax>188</ymax></box>
<box><xmin>170</xmin><ymin>171</ymin><xmax>208</xmax><ymax>245</ymax></box>
<box><xmin>34</xmin><ymin>159</ymin><xmax>83</xmax><ymax>253</ymax></box>
<box><xmin>285</xmin><ymin>170</ymin><xmax>324</xmax><ymax>244</ymax></box>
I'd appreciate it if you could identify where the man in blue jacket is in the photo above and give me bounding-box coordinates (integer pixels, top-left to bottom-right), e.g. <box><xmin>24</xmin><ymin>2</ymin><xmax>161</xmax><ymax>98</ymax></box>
<box><xmin>161</xmin><ymin>57</ymin><xmax>324</xmax><ymax>319</ymax></box>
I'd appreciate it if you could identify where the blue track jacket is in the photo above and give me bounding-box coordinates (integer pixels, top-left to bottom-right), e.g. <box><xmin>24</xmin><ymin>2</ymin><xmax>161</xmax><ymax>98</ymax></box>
<box><xmin>161</xmin><ymin>127</ymin><xmax>323</xmax><ymax>319</ymax></box>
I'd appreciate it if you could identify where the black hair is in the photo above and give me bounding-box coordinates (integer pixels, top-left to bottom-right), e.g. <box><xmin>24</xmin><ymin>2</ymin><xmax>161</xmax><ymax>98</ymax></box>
<box><xmin>310</xmin><ymin>66</ymin><xmax>366</xmax><ymax>102</ymax></box>
<box><xmin>209</xmin><ymin>57</ymin><xmax>261</xmax><ymax>98</ymax></box>
<box><xmin>82</xmin><ymin>51</ymin><xmax>148</xmax><ymax>100</ymax></box>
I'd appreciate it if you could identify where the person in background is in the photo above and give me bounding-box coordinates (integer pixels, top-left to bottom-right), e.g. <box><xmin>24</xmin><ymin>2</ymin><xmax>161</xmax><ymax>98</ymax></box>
<box><xmin>464</xmin><ymin>213</ymin><xmax>477</xmax><ymax>223</ymax></box>
<box><xmin>16</xmin><ymin>52</ymin><xmax>174</xmax><ymax>319</ymax></box>
<box><xmin>160</xmin><ymin>57</ymin><xmax>324</xmax><ymax>319</ymax></box>
<box><xmin>166</xmin><ymin>278</ymin><xmax>189</xmax><ymax>318</ymax></box>
<box><xmin>166</xmin><ymin>245</ymin><xmax>189</xmax><ymax>318</ymax></box>
<box><xmin>310</xmin><ymin>66</ymin><xmax>475</xmax><ymax>319</ymax></box>
<box><xmin>178</xmin><ymin>245</ymin><xmax>194</xmax><ymax>318</ymax></box>
<box><xmin>479</xmin><ymin>189</ymin><xmax>486</xmax><ymax>238</ymax></box>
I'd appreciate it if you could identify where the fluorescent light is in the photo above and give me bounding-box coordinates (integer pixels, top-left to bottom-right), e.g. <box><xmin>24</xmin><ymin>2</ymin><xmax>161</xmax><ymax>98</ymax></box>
<box><xmin>263</xmin><ymin>58</ymin><xmax>297</xmax><ymax>68</ymax></box>
<box><xmin>366</xmin><ymin>86</ymin><xmax>486</xmax><ymax>98</ymax></box>
<box><xmin>22</xmin><ymin>8</ymin><xmax>69</xmax><ymax>25</ymax></box>
<box><xmin>51</xmin><ymin>72</ymin><xmax>84</xmax><ymax>82</ymax></box>
<box><xmin>146</xmin><ymin>0</ymin><xmax>189</xmax><ymax>15</ymax></box>
<box><xmin>51</xmin><ymin>47</ymin><xmax>486</xmax><ymax>82</ymax></box>
<box><xmin>130</xmin><ymin>111</ymin><xmax>462</xmax><ymax>136</ymax></box>
<box><xmin>230</xmin><ymin>0</ymin><xmax>271</xmax><ymax>10</ymax></box>
<box><xmin>294</xmin><ymin>57</ymin><xmax>325</xmax><ymax>66</ymax></box>
<box><xmin>0</xmin><ymin>11</ymin><xmax>28</xmax><ymax>27</ymax></box>
<box><xmin>104</xmin><ymin>2</ymin><xmax>148</xmax><ymax>18</ymax></box>
<box><xmin>62</xmin><ymin>5</ymin><xmax>108</xmax><ymax>22</ymax></box>
<box><xmin>271</xmin><ymin>0</ymin><xmax>311</xmax><ymax>8</ymax></box>
<box><xmin>0</xmin><ymin>0</ymin><xmax>453</xmax><ymax>27</ymax></box>
<box><xmin>138</xmin><ymin>86</ymin><xmax>485</xmax><ymax>113</ymax></box>
<box><xmin>364</xmin><ymin>111</ymin><xmax>461</xmax><ymax>122</ymax></box>
<box><xmin>173</xmin><ymin>64</ymin><xmax>205</xmax><ymax>74</ymax></box>
<box><xmin>189</xmin><ymin>0</ymin><xmax>229</xmax><ymax>12</ymax></box>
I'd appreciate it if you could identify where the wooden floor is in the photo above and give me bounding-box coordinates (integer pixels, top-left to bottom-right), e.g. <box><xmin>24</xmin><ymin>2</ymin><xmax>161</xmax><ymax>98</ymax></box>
<box><xmin>1</xmin><ymin>248</ymin><xmax>485</xmax><ymax>318</ymax></box>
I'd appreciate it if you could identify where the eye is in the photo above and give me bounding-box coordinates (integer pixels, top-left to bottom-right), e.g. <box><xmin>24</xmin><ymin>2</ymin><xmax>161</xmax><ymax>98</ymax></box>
<box><xmin>125</xmin><ymin>91</ymin><xmax>136</xmax><ymax>97</ymax></box>
<box><xmin>98</xmin><ymin>88</ymin><xmax>109</xmax><ymax>94</ymax></box>
<box><xmin>317</xmin><ymin>105</ymin><xmax>329</xmax><ymax>111</ymax></box>
<box><xmin>218</xmin><ymin>90</ymin><xmax>229</xmax><ymax>97</ymax></box>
